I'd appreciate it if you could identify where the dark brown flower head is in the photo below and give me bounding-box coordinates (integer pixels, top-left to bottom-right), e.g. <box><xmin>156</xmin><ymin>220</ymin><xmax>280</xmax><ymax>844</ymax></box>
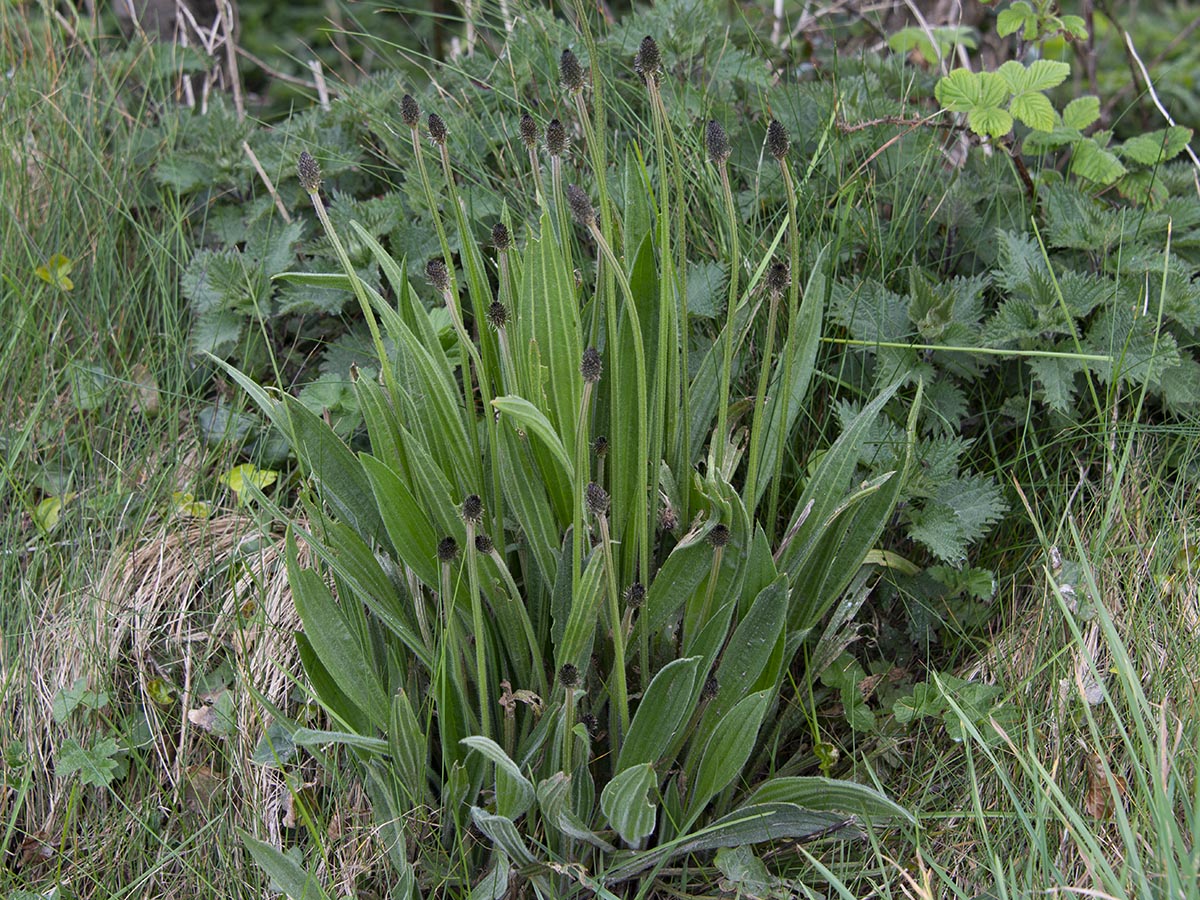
<box><xmin>427</xmin><ymin>113</ymin><xmax>448</xmax><ymax>146</ymax></box>
<box><xmin>707</xmin><ymin>523</ymin><xmax>730</xmax><ymax>548</ymax></box>
<box><xmin>766</xmin><ymin>118</ymin><xmax>790</xmax><ymax>161</ymax></box>
<box><xmin>585</xmin><ymin>481</ymin><xmax>610</xmax><ymax>517</ymax></box>
<box><xmin>461</xmin><ymin>494</ymin><xmax>484</xmax><ymax>524</ymax></box>
<box><xmin>700</xmin><ymin>674</ymin><xmax>719</xmax><ymax>701</ymax></box>
<box><xmin>565</xmin><ymin>184</ymin><xmax>595</xmax><ymax>228</ymax></box>
<box><xmin>486</xmin><ymin>301</ymin><xmax>508</xmax><ymax>329</ymax></box>
<box><xmin>560</xmin><ymin>49</ymin><xmax>585</xmax><ymax>92</ymax></box>
<box><xmin>624</xmin><ymin>581</ymin><xmax>646</xmax><ymax>608</ymax></box>
<box><xmin>545</xmin><ymin>118</ymin><xmax>567</xmax><ymax>157</ymax></box>
<box><xmin>658</xmin><ymin>504</ymin><xmax>678</xmax><ymax>532</ymax></box>
<box><xmin>297</xmin><ymin>151</ymin><xmax>321</xmax><ymax>193</ymax></box>
<box><xmin>425</xmin><ymin>258</ymin><xmax>450</xmax><ymax>293</ymax></box>
<box><xmin>519</xmin><ymin>113</ymin><xmax>539</xmax><ymax>149</ymax></box>
<box><xmin>766</xmin><ymin>260</ymin><xmax>791</xmax><ymax>298</ymax></box>
<box><xmin>558</xmin><ymin>663</ymin><xmax>582</xmax><ymax>689</ymax></box>
<box><xmin>401</xmin><ymin>94</ymin><xmax>421</xmax><ymax>129</ymax></box>
<box><xmin>437</xmin><ymin>536</ymin><xmax>459</xmax><ymax>562</ymax></box>
<box><xmin>706</xmin><ymin>119</ymin><xmax>731</xmax><ymax>165</ymax></box>
<box><xmin>591</xmin><ymin>435</ymin><xmax>608</xmax><ymax>458</ymax></box>
<box><xmin>491</xmin><ymin>222</ymin><xmax>511</xmax><ymax>251</ymax></box>
<box><xmin>634</xmin><ymin>35</ymin><xmax>662</xmax><ymax>83</ymax></box>
<box><xmin>474</xmin><ymin>533</ymin><xmax>494</xmax><ymax>555</ymax></box>
<box><xmin>580</xmin><ymin>346</ymin><xmax>602</xmax><ymax>383</ymax></box>
<box><xmin>580</xmin><ymin>712</ymin><xmax>600</xmax><ymax>738</ymax></box>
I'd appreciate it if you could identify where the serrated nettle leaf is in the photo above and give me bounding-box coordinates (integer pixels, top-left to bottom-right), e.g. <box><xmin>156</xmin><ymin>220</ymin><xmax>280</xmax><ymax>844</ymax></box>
<box><xmin>1062</xmin><ymin>96</ymin><xmax>1100</xmax><ymax>131</ymax></box>
<box><xmin>1009</xmin><ymin>91</ymin><xmax>1056</xmax><ymax>132</ymax></box>
<box><xmin>57</xmin><ymin>737</ymin><xmax>122</xmax><ymax>788</ymax></box>
<box><xmin>600</xmin><ymin>762</ymin><xmax>657</xmax><ymax>848</ymax></box>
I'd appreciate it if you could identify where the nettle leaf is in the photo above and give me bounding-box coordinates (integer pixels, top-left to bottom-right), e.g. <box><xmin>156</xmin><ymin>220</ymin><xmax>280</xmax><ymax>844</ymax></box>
<box><xmin>1062</xmin><ymin>96</ymin><xmax>1100</xmax><ymax>131</ymax></box>
<box><xmin>1029</xmin><ymin>347</ymin><xmax>1087</xmax><ymax>413</ymax></box>
<box><xmin>686</xmin><ymin>261</ymin><xmax>726</xmax><ymax>319</ymax></box>
<box><xmin>1119</xmin><ymin>127</ymin><xmax>1194</xmax><ymax>167</ymax></box>
<box><xmin>908</xmin><ymin>473</ymin><xmax>1006</xmax><ymax>563</ymax></box>
<box><xmin>1072</xmin><ymin>138</ymin><xmax>1127</xmax><ymax>185</ymax></box>
<box><xmin>1009</xmin><ymin>91</ymin><xmax>1056</xmax><ymax>132</ymax></box>
<box><xmin>57</xmin><ymin>737</ymin><xmax>121</xmax><ymax>788</ymax></box>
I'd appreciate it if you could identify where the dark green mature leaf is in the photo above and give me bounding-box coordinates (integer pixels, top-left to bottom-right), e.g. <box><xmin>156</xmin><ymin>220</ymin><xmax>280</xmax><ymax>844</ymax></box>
<box><xmin>286</xmin><ymin>534</ymin><xmax>389</xmax><ymax>731</ymax></box>
<box><xmin>362</xmin><ymin>453</ymin><xmax>439</xmax><ymax>589</ymax></box>
<box><xmin>462</xmin><ymin>736</ymin><xmax>535</xmax><ymax>820</ymax></box>
<box><xmin>57</xmin><ymin>737</ymin><xmax>121</xmax><ymax>788</ymax></box>
<box><xmin>242</xmin><ymin>834</ymin><xmax>333</xmax><ymax>900</ymax></box>
<box><xmin>617</xmin><ymin>656</ymin><xmax>702</xmax><ymax>773</ymax></box>
<box><xmin>746</xmin><ymin>777</ymin><xmax>913</xmax><ymax>822</ymax></box>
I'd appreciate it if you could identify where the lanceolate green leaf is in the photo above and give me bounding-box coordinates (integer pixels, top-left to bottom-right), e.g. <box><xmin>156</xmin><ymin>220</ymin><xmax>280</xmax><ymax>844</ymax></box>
<box><xmin>687</xmin><ymin>690</ymin><xmax>771</xmax><ymax>819</ymax></box>
<box><xmin>362</xmin><ymin>453</ymin><xmax>439</xmax><ymax>589</ymax></box>
<box><xmin>600</xmin><ymin>762</ymin><xmax>658</xmax><ymax>848</ymax></box>
<box><xmin>746</xmin><ymin>776</ymin><xmax>913</xmax><ymax>823</ymax></box>
<box><xmin>286</xmin><ymin>533</ymin><xmax>390</xmax><ymax>731</ymax></box>
<box><xmin>617</xmin><ymin>656</ymin><xmax>702</xmax><ymax>773</ymax></box>
<box><xmin>461</xmin><ymin>736</ymin><xmax>535</xmax><ymax>819</ymax></box>
<box><xmin>491</xmin><ymin>395</ymin><xmax>573</xmax><ymax>483</ymax></box>
<box><xmin>242</xmin><ymin>833</ymin><xmax>333</xmax><ymax>900</ymax></box>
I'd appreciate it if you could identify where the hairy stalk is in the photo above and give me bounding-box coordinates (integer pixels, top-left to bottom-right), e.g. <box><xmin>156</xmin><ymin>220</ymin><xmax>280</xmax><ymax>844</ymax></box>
<box><xmin>595</xmin><ymin>511</ymin><xmax>630</xmax><ymax>742</ymax></box>
<box><xmin>768</xmin><ymin>162</ymin><xmax>801</xmax><ymax>541</ymax></box>
<box><xmin>561</xmin><ymin>677</ymin><xmax>578</xmax><ymax>776</ymax></box>
<box><xmin>587</xmin><ymin>220</ymin><xmax>651</xmax><ymax>592</ymax></box>
<box><xmin>464</xmin><ymin>519</ymin><xmax>491</xmax><ymax>736</ymax></box>
<box><xmin>647</xmin><ymin>77</ymin><xmax>691</xmax><ymax>503</ymax></box>
<box><xmin>713</xmin><ymin>155</ymin><xmax>740</xmax><ymax>476</ymax></box>
<box><xmin>436</xmin><ymin>140</ymin><xmax>506</xmax><ymax>541</ymax></box>
<box><xmin>574</xmin><ymin>376</ymin><xmax>598</xmax><ymax>593</ymax></box>
<box><xmin>299</xmin><ymin>161</ymin><xmax>399</xmax><ymax>402</ymax></box>
<box><xmin>745</xmin><ymin>267</ymin><xmax>787</xmax><ymax>515</ymax></box>
<box><xmin>409</xmin><ymin>125</ymin><xmax>483</xmax><ymax>478</ymax></box>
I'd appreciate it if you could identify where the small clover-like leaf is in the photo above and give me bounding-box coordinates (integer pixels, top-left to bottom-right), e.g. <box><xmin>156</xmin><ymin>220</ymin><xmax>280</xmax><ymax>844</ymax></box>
<box><xmin>35</xmin><ymin>253</ymin><xmax>75</xmax><ymax>291</ymax></box>
<box><xmin>57</xmin><ymin>737</ymin><xmax>121</xmax><ymax>788</ymax></box>
<box><xmin>219</xmin><ymin>463</ymin><xmax>278</xmax><ymax>504</ymax></box>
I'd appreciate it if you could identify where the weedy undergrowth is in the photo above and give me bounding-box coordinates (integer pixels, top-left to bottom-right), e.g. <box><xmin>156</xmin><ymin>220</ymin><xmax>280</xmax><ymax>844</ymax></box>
<box><xmin>223</xmin><ymin>18</ymin><xmax>922</xmax><ymax>900</ymax></box>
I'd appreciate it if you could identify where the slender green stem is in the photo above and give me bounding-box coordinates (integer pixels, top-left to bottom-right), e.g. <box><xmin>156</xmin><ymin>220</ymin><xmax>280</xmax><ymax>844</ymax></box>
<box><xmin>646</xmin><ymin>85</ymin><xmax>673</xmax><ymax>555</ymax></box>
<box><xmin>589</xmin><ymin>224</ymin><xmax>650</xmax><ymax>590</ymax></box>
<box><xmin>714</xmin><ymin>163</ymin><xmax>740</xmax><ymax>475</ymax></box>
<box><xmin>597</xmin><ymin>513</ymin><xmax>630</xmax><ymax>741</ymax></box>
<box><xmin>573</xmin><ymin>381</ymin><xmax>596</xmax><ymax>597</ymax></box>
<box><xmin>306</xmin><ymin>190</ymin><xmax>399</xmax><ymax>401</ymax></box>
<box><xmin>744</xmin><ymin>283</ymin><xmax>782</xmax><ymax>515</ymax></box>
<box><xmin>562</xmin><ymin>685</ymin><xmax>577</xmax><ymax>775</ymax></box>
<box><xmin>465</xmin><ymin>522</ymin><xmax>491</xmax><ymax>736</ymax></box>
<box><xmin>768</xmin><ymin>164</ymin><xmax>801</xmax><ymax>541</ymax></box>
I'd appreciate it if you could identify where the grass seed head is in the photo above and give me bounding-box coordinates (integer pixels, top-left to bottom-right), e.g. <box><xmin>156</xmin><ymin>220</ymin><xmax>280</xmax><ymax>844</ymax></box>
<box><xmin>558</xmin><ymin>663</ymin><xmax>582</xmax><ymax>689</ymax></box>
<box><xmin>634</xmin><ymin>35</ymin><xmax>662</xmax><ymax>83</ymax></box>
<box><xmin>580</xmin><ymin>346</ymin><xmax>603</xmax><ymax>382</ymax></box>
<box><xmin>566</xmin><ymin>183</ymin><xmax>595</xmax><ymax>227</ymax></box>
<box><xmin>461</xmin><ymin>494</ymin><xmax>484</xmax><ymax>524</ymax></box>
<box><xmin>491</xmin><ymin>222</ymin><xmax>511</xmax><ymax>251</ymax></box>
<box><xmin>546</xmin><ymin>118</ymin><xmax>567</xmax><ymax>157</ymax></box>
<box><xmin>581</xmin><ymin>712</ymin><xmax>599</xmax><ymax>738</ymax></box>
<box><xmin>427</xmin><ymin>113</ymin><xmax>448</xmax><ymax>146</ymax></box>
<box><xmin>560</xmin><ymin>49</ymin><xmax>585</xmax><ymax>93</ymax></box>
<box><xmin>592</xmin><ymin>435</ymin><xmax>608</xmax><ymax>458</ymax></box>
<box><xmin>425</xmin><ymin>258</ymin><xmax>450</xmax><ymax>292</ymax></box>
<box><xmin>766</xmin><ymin>118</ymin><xmax>790</xmax><ymax>161</ymax></box>
<box><xmin>766</xmin><ymin>260</ymin><xmax>791</xmax><ymax>297</ymax></box>
<box><xmin>437</xmin><ymin>536</ymin><xmax>460</xmax><ymax>562</ymax></box>
<box><xmin>297</xmin><ymin>151</ymin><xmax>322</xmax><ymax>193</ymax></box>
<box><xmin>519</xmin><ymin>112</ymin><xmax>539</xmax><ymax>149</ymax></box>
<box><xmin>707</xmin><ymin>523</ymin><xmax>730</xmax><ymax>548</ymax></box>
<box><xmin>401</xmin><ymin>94</ymin><xmax>421</xmax><ymax>129</ymax></box>
<box><xmin>585</xmin><ymin>481</ymin><xmax>610</xmax><ymax>517</ymax></box>
<box><xmin>706</xmin><ymin>119</ymin><xmax>731</xmax><ymax>165</ymax></box>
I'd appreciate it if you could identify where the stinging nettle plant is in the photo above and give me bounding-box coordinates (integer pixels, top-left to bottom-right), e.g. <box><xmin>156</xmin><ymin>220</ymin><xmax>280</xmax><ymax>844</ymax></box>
<box><xmin>228</xmin><ymin>20</ymin><xmax>922</xmax><ymax>900</ymax></box>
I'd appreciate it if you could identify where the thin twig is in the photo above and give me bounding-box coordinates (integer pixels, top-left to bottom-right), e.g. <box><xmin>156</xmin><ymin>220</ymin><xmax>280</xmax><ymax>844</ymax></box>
<box><xmin>308</xmin><ymin>58</ymin><xmax>330</xmax><ymax>111</ymax></box>
<box><xmin>236</xmin><ymin>45</ymin><xmax>333</xmax><ymax>94</ymax></box>
<box><xmin>1122</xmin><ymin>30</ymin><xmax>1200</xmax><ymax>179</ymax></box>
<box><xmin>241</xmin><ymin>140</ymin><xmax>292</xmax><ymax>223</ymax></box>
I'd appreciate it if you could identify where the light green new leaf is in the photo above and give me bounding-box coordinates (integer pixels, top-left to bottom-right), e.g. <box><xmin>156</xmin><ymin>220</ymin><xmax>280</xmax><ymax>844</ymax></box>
<box><xmin>461</xmin><ymin>736</ymin><xmax>534</xmax><ymax>820</ymax></box>
<box><xmin>491</xmin><ymin>396</ymin><xmax>573</xmax><ymax>482</ymax></box>
<box><xmin>1062</xmin><ymin>96</ymin><xmax>1100</xmax><ymax>130</ymax></box>
<box><xmin>1010</xmin><ymin>91</ymin><xmax>1056</xmax><ymax>132</ymax></box>
<box><xmin>601</xmin><ymin>762</ymin><xmax>657</xmax><ymax>847</ymax></box>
